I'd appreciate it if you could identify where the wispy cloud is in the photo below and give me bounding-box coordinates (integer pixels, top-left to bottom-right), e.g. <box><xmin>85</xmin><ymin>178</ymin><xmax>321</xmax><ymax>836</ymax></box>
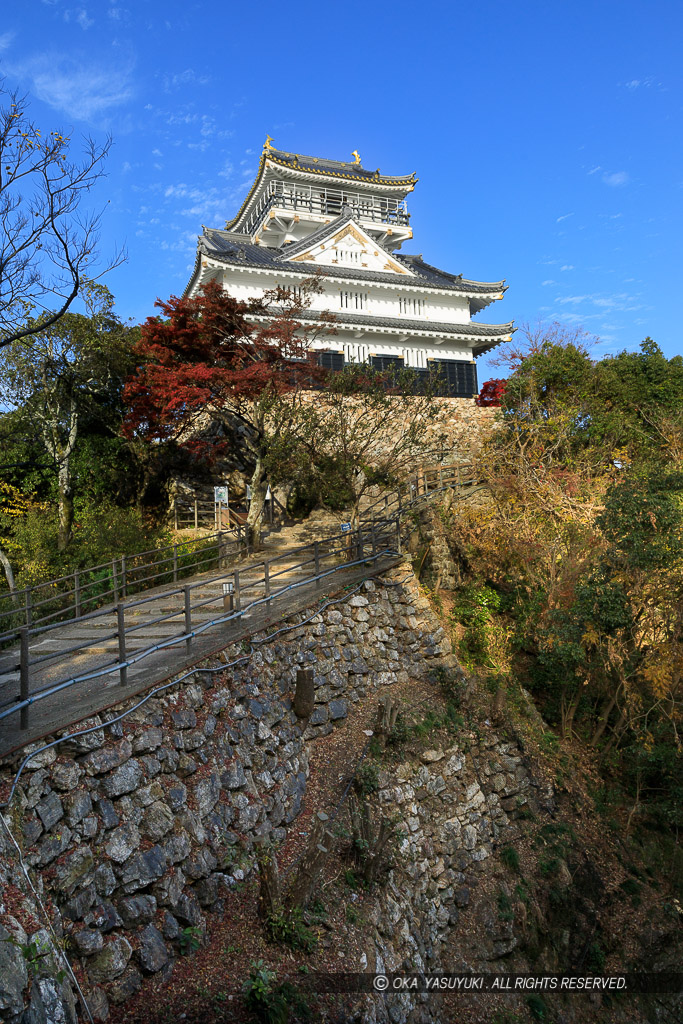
<box><xmin>0</xmin><ymin>30</ymin><xmax>16</xmax><ymax>52</ymax></box>
<box><xmin>560</xmin><ymin>265</ymin><xmax>574</xmax><ymax>271</ymax></box>
<box><xmin>541</xmin><ymin>280</ymin><xmax>555</xmax><ymax>286</ymax></box>
<box><xmin>9</xmin><ymin>52</ymin><xmax>135</xmax><ymax>122</ymax></box>
<box><xmin>62</xmin><ymin>8</ymin><xmax>95</xmax><ymax>29</ymax></box>
<box><xmin>621</xmin><ymin>76</ymin><xmax>661</xmax><ymax>90</ymax></box>
<box><xmin>602</xmin><ymin>171</ymin><xmax>629</xmax><ymax>187</ymax></box>
<box><xmin>162</xmin><ymin>68</ymin><xmax>210</xmax><ymax>92</ymax></box>
<box><xmin>587</xmin><ymin>165</ymin><xmax>601</xmax><ymax>175</ymax></box>
<box><xmin>556</xmin><ymin>213</ymin><xmax>574</xmax><ymax>223</ymax></box>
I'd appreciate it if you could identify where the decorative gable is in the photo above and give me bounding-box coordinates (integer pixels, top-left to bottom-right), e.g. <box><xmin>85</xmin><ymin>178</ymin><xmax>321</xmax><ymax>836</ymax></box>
<box><xmin>284</xmin><ymin>220</ymin><xmax>414</xmax><ymax>276</ymax></box>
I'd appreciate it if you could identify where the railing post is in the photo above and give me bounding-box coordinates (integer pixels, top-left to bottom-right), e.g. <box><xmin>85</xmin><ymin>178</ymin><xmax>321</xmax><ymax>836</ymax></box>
<box><xmin>20</xmin><ymin>628</ymin><xmax>29</xmax><ymax>730</ymax></box>
<box><xmin>117</xmin><ymin>603</ymin><xmax>127</xmax><ymax>686</ymax></box>
<box><xmin>174</xmin><ymin>499</ymin><xmax>178</xmax><ymax>532</ymax></box>
<box><xmin>184</xmin><ymin>586</ymin><xmax>192</xmax><ymax>652</ymax></box>
<box><xmin>314</xmin><ymin>541</ymin><xmax>320</xmax><ymax>585</ymax></box>
<box><xmin>233</xmin><ymin>570</ymin><xmax>241</xmax><ymax>612</ymax></box>
<box><xmin>74</xmin><ymin>569</ymin><xmax>81</xmax><ymax>618</ymax></box>
<box><xmin>173</xmin><ymin>543</ymin><xmax>178</xmax><ymax>582</ymax></box>
<box><xmin>439</xmin><ymin>465</ymin><xmax>444</xmax><ymax>489</ymax></box>
<box><xmin>396</xmin><ymin>518</ymin><xmax>402</xmax><ymax>555</ymax></box>
<box><xmin>121</xmin><ymin>556</ymin><xmax>127</xmax><ymax>598</ymax></box>
<box><xmin>112</xmin><ymin>560</ymin><xmax>119</xmax><ymax>603</ymax></box>
<box><xmin>194</xmin><ymin>498</ymin><xmax>199</xmax><ymax>530</ymax></box>
<box><xmin>264</xmin><ymin>561</ymin><xmax>271</xmax><ymax>604</ymax></box>
<box><xmin>24</xmin><ymin>588</ymin><xmax>32</xmax><ymax>629</ymax></box>
<box><xmin>371</xmin><ymin>523</ymin><xmax>377</xmax><ymax>557</ymax></box>
<box><xmin>357</xmin><ymin>526</ymin><xmax>363</xmax><ymax>561</ymax></box>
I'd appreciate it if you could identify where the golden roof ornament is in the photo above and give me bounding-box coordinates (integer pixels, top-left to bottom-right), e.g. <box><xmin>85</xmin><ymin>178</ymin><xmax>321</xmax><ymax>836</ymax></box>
<box><xmin>263</xmin><ymin>134</ymin><xmax>274</xmax><ymax>153</ymax></box>
<box><xmin>351</xmin><ymin>150</ymin><xmax>361</xmax><ymax>165</ymax></box>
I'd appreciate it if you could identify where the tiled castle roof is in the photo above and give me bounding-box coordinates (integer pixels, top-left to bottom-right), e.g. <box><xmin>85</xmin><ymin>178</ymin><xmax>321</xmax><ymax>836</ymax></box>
<box><xmin>198</xmin><ymin>227</ymin><xmax>506</xmax><ymax>298</ymax></box>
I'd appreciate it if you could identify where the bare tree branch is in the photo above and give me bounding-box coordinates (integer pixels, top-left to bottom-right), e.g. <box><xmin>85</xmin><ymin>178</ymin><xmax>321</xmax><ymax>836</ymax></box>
<box><xmin>0</xmin><ymin>80</ymin><xmax>126</xmax><ymax>348</ymax></box>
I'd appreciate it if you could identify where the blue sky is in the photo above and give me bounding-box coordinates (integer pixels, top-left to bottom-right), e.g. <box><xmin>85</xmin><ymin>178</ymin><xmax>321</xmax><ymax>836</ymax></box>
<box><xmin>1</xmin><ymin>0</ymin><xmax>681</xmax><ymax>382</ymax></box>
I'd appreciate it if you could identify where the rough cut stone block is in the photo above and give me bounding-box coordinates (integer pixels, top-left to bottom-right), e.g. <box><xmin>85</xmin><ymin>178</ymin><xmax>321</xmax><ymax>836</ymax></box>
<box><xmin>82</xmin><ymin>740</ymin><xmax>132</xmax><ymax>776</ymax></box>
<box><xmin>116</xmin><ymin>895</ymin><xmax>157</xmax><ymax>928</ymax></box>
<box><xmin>87</xmin><ymin>936</ymin><xmax>133</xmax><ymax>984</ymax></box>
<box><xmin>105</xmin><ymin>824</ymin><xmax>140</xmax><ymax>864</ymax></box>
<box><xmin>102</xmin><ymin>760</ymin><xmax>143</xmax><ymax>798</ymax></box>
<box><xmin>36</xmin><ymin>791</ymin><xmax>63</xmax><ymax>831</ymax></box>
<box><xmin>137</xmin><ymin>924</ymin><xmax>168</xmax><ymax>974</ymax></box>
<box><xmin>73</xmin><ymin>929</ymin><xmax>103</xmax><ymax>955</ymax></box>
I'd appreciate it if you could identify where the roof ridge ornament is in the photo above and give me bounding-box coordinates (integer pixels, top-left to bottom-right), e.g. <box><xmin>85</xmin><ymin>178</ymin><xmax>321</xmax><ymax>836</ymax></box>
<box><xmin>263</xmin><ymin>134</ymin><xmax>274</xmax><ymax>153</ymax></box>
<box><xmin>351</xmin><ymin>150</ymin><xmax>361</xmax><ymax>165</ymax></box>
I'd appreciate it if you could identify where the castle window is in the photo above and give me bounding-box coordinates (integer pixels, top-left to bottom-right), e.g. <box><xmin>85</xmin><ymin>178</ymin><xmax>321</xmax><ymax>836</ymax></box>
<box><xmin>339</xmin><ymin>291</ymin><xmax>367</xmax><ymax>310</ymax></box>
<box><xmin>399</xmin><ymin>297</ymin><xmax>424</xmax><ymax>316</ymax></box>
<box><xmin>335</xmin><ymin>249</ymin><xmax>360</xmax><ymax>264</ymax></box>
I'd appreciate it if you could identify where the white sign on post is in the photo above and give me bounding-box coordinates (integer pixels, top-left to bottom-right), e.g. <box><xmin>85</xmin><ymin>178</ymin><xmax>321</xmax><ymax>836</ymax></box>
<box><xmin>214</xmin><ymin>485</ymin><xmax>229</xmax><ymax>503</ymax></box>
<box><xmin>340</xmin><ymin>522</ymin><xmax>352</xmax><ymax>533</ymax></box>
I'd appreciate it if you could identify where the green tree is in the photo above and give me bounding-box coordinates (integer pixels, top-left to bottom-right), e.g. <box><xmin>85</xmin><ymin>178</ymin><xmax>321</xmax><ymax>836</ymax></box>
<box><xmin>0</xmin><ymin>283</ymin><xmax>136</xmax><ymax>551</ymax></box>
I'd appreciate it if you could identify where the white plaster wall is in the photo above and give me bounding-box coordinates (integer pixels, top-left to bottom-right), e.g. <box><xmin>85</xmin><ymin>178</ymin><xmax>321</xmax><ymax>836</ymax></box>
<box><xmin>218</xmin><ymin>269</ymin><xmax>473</xmax><ymax>326</ymax></box>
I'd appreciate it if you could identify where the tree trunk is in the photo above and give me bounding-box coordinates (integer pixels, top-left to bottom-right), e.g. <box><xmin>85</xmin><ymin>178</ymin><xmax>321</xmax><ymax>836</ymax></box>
<box><xmin>560</xmin><ymin>687</ymin><xmax>582</xmax><ymax>740</ymax></box>
<box><xmin>286</xmin><ymin>814</ymin><xmax>335</xmax><ymax>910</ymax></box>
<box><xmin>0</xmin><ymin>545</ymin><xmax>17</xmax><ymax>599</ymax></box>
<box><xmin>256</xmin><ymin>843</ymin><xmax>281</xmax><ymax>921</ymax></box>
<box><xmin>589</xmin><ymin>689</ymin><xmax>620</xmax><ymax>747</ymax></box>
<box><xmin>246</xmin><ymin>457</ymin><xmax>268</xmax><ymax>551</ymax></box>
<box><xmin>57</xmin><ymin>458</ymin><xmax>74</xmax><ymax>552</ymax></box>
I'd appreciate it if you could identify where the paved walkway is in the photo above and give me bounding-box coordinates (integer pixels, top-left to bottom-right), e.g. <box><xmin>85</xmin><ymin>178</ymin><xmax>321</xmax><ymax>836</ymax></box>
<box><xmin>0</xmin><ymin>506</ymin><xmax>398</xmax><ymax>759</ymax></box>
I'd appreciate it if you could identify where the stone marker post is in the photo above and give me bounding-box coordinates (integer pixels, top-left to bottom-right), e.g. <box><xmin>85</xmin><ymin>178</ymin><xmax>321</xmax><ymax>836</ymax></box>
<box><xmin>294</xmin><ymin>667</ymin><xmax>315</xmax><ymax>719</ymax></box>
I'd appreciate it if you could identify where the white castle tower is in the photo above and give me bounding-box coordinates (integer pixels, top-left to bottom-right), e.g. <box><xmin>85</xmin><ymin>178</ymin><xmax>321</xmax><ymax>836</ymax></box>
<box><xmin>184</xmin><ymin>138</ymin><xmax>513</xmax><ymax>396</ymax></box>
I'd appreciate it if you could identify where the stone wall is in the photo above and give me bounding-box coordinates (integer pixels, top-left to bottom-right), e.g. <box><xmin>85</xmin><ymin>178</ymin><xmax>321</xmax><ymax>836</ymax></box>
<box><xmin>358</xmin><ymin>733</ymin><xmax>551</xmax><ymax>1023</ymax></box>
<box><xmin>0</xmin><ymin>566</ymin><xmax>449</xmax><ymax>1022</ymax></box>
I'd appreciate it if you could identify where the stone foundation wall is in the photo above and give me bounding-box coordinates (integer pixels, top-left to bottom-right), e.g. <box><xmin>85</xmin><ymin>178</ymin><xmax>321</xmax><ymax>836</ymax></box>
<box><xmin>0</xmin><ymin>566</ymin><xmax>449</xmax><ymax>1022</ymax></box>
<box><xmin>358</xmin><ymin>733</ymin><xmax>551</xmax><ymax>1023</ymax></box>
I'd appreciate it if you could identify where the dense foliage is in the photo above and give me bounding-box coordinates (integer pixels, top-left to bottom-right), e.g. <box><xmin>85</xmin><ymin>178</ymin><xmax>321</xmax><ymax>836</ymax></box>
<box><xmin>448</xmin><ymin>335</ymin><xmax>683</xmax><ymax>848</ymax></box>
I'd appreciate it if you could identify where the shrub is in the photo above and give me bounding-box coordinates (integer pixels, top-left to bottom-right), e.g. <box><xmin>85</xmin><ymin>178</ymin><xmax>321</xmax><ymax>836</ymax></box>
<box><xmin>354</xmin><ymin>762</ymin><xmax>380</xmax><ymax>795</ymax></box>
<box><xmin>266</xmin><ymin>906</ymin><xmax>317</xmax><ymax>954</ymax></box>
<box><xmin>178</xmin><ymin>926</ymin><xmax>202</xmax><ymax>955</ymax></box>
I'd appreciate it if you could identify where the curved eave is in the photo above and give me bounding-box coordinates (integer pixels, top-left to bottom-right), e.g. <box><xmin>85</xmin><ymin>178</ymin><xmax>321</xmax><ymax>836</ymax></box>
<box><xmin>226</xmin><ymin>154</ymin><xmax>416</xmax><ymax>233</ymax></box>
<box><xmin>193</xmin><ymin>250</ymin><xmax>506</xmax><ymax>301</ymax></box>
<box><xmin>225</xmin><ymin>152</ymin><xmax>268</xmax><ymax>231</ymax></box>
<box><xmin>250</xmin><ymin>308</ymin><xmax>515</xmax><ymax>345</ymax></box>
<box><xmin>267</xmin><ymin>153</ymin><xmax>417</xmax><ymax>188</ymax></box>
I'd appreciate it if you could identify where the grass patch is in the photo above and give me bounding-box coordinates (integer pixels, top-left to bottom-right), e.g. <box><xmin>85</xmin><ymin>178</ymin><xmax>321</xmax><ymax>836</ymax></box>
<box><xmin>501</xmin><ymin>845</ymin><xmax>520</xmax><ymax>873</ymax></box>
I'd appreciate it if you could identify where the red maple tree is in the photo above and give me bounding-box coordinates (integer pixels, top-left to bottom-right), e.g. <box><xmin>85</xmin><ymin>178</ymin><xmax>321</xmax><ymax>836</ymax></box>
<box><xmin>476</xmin><ymin>378</ymin><xmax>507</xmax><ymax>407</ymax></box>
<box><xmin>123</xmin><ymin>279</ymin><xmax>331</xmax><ymax>546</ymax></box>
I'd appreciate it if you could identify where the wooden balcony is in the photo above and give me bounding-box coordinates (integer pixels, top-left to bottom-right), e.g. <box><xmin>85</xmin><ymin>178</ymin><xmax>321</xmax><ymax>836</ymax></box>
<box><xmin>244</xmin><ymin>182</ymin><xmax>410</xmax><ymax>236</ymax></box>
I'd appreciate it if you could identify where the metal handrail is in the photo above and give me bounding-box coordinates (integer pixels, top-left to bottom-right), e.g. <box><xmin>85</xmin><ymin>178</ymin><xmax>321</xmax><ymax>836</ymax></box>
<box><xmin>0</xmin><ymin>464</ymin><xmax>477</xmax><ymax>741</ymax></box>
<box><xmin>0</xmin><ymin>530</ymin><xmax>238</xmax><ymax>643</ymax></box>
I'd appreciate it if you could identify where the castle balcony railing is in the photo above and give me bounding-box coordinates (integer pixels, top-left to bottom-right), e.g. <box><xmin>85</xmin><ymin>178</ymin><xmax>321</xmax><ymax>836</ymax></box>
<box><xmin>243</xmin><ymin>181</ymin><xmax>410</xmax><ymax>236</ymax></box>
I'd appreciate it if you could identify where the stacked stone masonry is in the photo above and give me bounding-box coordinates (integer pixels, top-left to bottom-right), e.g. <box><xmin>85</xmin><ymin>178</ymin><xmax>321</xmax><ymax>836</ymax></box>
<box><xmin>0</xmin><ymin>567</ymin><xmax>459</xmax><ymax>1022</ymax></box>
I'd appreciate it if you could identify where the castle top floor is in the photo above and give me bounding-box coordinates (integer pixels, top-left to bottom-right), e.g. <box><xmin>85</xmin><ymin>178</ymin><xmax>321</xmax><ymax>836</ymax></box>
<box><xmin>226</xmin><ymin>139</ymin><xmax>417</xmax><ymax>250</ymax></box>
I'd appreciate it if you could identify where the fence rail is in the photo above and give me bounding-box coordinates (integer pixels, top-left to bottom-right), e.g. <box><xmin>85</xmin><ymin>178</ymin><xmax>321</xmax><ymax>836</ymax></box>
<box><xmin>0</xmin><ymin>461</ymin><xmax>476</xmax><ymax>743</ymax></box>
